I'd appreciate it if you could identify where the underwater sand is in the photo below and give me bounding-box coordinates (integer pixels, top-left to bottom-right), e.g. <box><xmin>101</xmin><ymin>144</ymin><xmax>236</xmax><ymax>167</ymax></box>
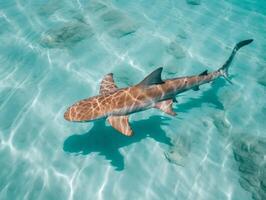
<box><xmin>0</xmin><ymin>0</ymin><xmax>265</xmax><ymax>200</ymax></box>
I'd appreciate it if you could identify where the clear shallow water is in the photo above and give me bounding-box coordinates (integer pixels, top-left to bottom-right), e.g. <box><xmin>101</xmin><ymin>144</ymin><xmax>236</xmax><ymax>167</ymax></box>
<box><xmin>0</xmin><ymin>0</ymin><xmax>265</xmax><ymax>199</ymax></box>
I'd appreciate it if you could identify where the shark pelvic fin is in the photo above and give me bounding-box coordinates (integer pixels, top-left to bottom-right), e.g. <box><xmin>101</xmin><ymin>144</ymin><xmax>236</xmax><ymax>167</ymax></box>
<box><xmin>192</xmin><ymin>71</ymin><xmax>207</xmax><ymax>91</ymax></box>
<box><xmin>100</xmin><ymin>73</ymin><xmax>118</xmax><ymax>95</ymax></box>
<box><xmin>154</xmin><ymin>99</ymin><xmax>177</xmax><ymax>116</ymax></box>
<box><xmin>192</xmin><ymin>86</ymin><xmax>200</xmax><ymax>91</ymax></box>
<box><xmin>107</xmin><ymin>115</ymin><xmax>133</xmax><ymax>136</ymax></box>
<box><xmin>138</xmin><ymin>67</ymin><xmax>164</xmax><ymax>87</ymax></box>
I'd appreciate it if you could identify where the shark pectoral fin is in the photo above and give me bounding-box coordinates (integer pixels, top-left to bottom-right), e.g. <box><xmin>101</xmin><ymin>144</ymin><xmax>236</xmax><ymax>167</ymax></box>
<box><xmin>100</xmin><ymin>73</ymin><xmax>118</xmax><ymax>95</ymax></box>
<box><xmin>107</xmin><ymin>116</ymin><xmax>133</xmax><ymax>136</ymax></box>
<box><xmin>154</xmin><ymin>100</ymin><xmax>177</xmax><ymax>116</ymax></box>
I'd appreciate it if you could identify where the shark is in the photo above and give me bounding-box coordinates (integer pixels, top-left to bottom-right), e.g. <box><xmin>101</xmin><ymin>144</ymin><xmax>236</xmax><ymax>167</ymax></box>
<box><xmin>64</xmin><ymin>39</ymin><xmax>253</xmax><ymax>136</ymax></box>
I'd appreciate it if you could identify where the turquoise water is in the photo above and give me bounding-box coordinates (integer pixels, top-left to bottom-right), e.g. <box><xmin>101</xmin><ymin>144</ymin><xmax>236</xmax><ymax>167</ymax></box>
<box><xmin>0</xmin><ymin>0</ymin><xmax>265</xmax><ymax>199</ymax></box>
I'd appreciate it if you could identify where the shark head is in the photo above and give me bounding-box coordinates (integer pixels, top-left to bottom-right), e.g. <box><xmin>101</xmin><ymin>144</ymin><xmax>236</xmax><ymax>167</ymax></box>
<box><xmin>64</xmin><ymin>96</ymin><xmax>107</xmax><ymax>122</ymax></box>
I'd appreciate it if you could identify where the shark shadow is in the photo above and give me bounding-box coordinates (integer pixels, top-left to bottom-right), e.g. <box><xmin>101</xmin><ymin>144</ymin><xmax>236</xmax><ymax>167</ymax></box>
<box><xmin>63</xmin><ymin>116</ymin><xmax>173</xmax><ymax>171</ymax></box>
<box><xmin>63</xmin><ymin>78</ymin><xmax>227</xmax><ymax>170</ymax></box>
<box><xmin>177</xmin><ymin>78</ymin><xmax>227</xmax><ymax>113</ymax></box>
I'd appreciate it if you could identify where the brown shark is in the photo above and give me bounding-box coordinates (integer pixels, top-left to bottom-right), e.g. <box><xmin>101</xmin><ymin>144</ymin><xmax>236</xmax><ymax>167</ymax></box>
<box><xmin>64</xmin><ymin>39</ymin><xmax>253</xmax><ymax>136</ymax></box>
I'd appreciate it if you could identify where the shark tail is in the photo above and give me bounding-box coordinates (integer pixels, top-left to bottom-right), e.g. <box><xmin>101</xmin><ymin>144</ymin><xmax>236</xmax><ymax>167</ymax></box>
<box><xmin>219</xmin><ymin>39</ymin><xmax>253</xmax><ymax>83</ymax></box>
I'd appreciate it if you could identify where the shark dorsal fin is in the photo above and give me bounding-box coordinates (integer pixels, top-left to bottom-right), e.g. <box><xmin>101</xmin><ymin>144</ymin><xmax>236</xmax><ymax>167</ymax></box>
<box><xmin>138</xmin><ymin>67</ymin><xmax>164</xmax><ymax>87</ymax></box>
<box><xmin>107</xmin><ymin>115</ymin><xmax>133</xmax><ymax>136</ymax></box>
<box><xmin>99</xmin><ymin>73</ymin><xmax>118</xmax><ymax>95</ymax></box>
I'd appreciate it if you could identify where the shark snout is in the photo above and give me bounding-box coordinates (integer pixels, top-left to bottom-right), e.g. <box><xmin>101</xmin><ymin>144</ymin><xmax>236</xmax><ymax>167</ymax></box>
<box><xmin>64</xmin><ymin>108</ymin><xmax>72</xmax><ymax>121</ymax></box>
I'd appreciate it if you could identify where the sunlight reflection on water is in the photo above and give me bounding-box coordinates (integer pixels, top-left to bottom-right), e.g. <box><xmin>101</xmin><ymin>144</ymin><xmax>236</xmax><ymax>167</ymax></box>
<box><xmin>0</xmin><ymin>0</ymin><xmax>265</xmax><ymax>199</ymax></box>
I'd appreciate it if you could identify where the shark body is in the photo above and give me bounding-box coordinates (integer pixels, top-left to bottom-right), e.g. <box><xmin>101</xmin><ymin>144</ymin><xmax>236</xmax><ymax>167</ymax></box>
<box><xmin>64</xmin><ymin>39</ymin><xmax>253</xmax><ymax>136</ymax></box>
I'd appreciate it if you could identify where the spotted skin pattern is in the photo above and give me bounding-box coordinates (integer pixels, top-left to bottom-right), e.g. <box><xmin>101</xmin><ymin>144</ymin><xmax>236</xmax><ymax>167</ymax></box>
<box><xmin>64</xmin><ymin>39</ymin><xmax>253</xmax><ymax>136</ymax></box>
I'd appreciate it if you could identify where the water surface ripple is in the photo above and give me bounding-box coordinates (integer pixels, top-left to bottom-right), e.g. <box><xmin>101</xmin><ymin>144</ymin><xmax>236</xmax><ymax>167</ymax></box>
<box><xmin>0</xmin><ymin>0</ymin><xmax>265</xmax><ymax>200</ymax></box>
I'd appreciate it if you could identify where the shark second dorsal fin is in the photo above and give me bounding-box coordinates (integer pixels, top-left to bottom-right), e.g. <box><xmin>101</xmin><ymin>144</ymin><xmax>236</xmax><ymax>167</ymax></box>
<box><xmin>107</xmin><ymin>115</ymin><xmax>133</xmax><ymax>136</ymax></box>
<box><xmin>154</xmin><ymin>99</ymin><xmax>177</xmax><ymax>116</ymax></box>
<box><xmin>138</xmin><ymin>67</ymin><xmax>164</xmax><ymax>87</ymax></box>
<box><xmin>100</xmin><ymin>73</ymin><xmax>118</xmax><ymax>95</ymax></box>
<box><xmin>199</xmin><ymin>70</ymin><xmax>208</xmax><ymax>76</ymax></box>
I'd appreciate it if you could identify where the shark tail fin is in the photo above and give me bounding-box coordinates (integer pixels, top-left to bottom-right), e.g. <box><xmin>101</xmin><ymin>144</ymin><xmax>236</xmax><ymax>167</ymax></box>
<box><xmin>219</xmin><ymin>39</ymin><xmax>253</xmax><ymax>83</ymax></box>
